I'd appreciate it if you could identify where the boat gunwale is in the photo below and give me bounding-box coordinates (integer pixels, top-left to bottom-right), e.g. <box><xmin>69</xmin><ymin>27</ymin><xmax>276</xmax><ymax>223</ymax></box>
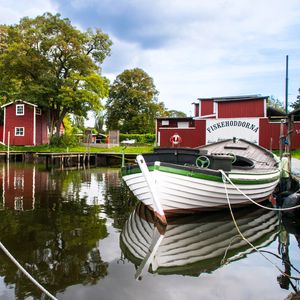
<box><xmin>122</xmin><ymin>162</ymin><xmax>281</xmax><ymax>185</ymax></box>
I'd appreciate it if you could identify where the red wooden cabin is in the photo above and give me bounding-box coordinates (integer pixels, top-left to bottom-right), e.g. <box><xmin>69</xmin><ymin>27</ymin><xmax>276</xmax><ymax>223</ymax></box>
<box><xmin>0</xmin><ymin>100</ymin><xmax>63</xmax><ymax>146</ymax></box>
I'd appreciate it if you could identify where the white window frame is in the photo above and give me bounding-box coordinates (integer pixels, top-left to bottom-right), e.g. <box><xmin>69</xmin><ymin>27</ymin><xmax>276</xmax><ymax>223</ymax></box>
<box><xmin>36</xmin><ymin>108</ymin><xmax>42</xmax><ymax>115</ymax></box>
<box><xmin>15</xmin><ymin>127</ymin><xmax>24</xmax><ymax>136</ymax></box>
<box><xmin>16</xmin><ymin>104</ymin><xmax>24</xmax><ymax>116</ymax></box>
<box><xmin>161</xmin><ymin>120</ymin><xmax>169</xmax><ymax>126</ymax></box>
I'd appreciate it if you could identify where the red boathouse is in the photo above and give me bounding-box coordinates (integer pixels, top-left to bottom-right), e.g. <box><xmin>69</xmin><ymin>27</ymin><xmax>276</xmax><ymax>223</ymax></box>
<box><xmin>156</xmin><ymin>95</ymin><xmax>300</xmax><ymax>150</ymax></box>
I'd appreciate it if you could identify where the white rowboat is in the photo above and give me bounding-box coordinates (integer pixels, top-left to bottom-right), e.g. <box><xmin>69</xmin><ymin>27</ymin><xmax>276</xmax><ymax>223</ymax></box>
<box><xmin>122</xmin><ymin>138</ymin><xmax>281</xmax><ymax>223</ymax></box>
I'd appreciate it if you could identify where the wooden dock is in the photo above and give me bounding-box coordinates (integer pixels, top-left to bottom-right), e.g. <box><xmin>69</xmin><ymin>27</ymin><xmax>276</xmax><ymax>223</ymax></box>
<box><xmin>0</xmin><ymin>151</ymin><xmax>137</xmax><ymax>169</ymax></box>
<box><xmin>38</xmin><ymin>152</ymin><xmax>137</xmax><ymax>169</ymax></box>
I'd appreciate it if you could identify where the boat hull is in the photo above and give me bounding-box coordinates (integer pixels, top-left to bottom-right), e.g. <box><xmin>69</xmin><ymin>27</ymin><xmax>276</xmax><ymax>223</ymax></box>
<box><xmin>122</xmin><ymin>163</ymin><xmax>280</xmax><ymax>214</ymax></box>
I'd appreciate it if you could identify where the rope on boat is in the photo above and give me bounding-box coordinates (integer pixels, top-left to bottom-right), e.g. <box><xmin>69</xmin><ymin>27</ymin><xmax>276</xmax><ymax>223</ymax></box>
<box><xmin>219</xmin><ymin>170</ymin><xmax>300</xmax><ymax>212</ymax></box>
<box><xmin>0</xmin><ymin>241</ymin><xmax>58</xmax><ymax>300</ymax></box>
<box><xmin>220</xmin><ymin>170</ymin><xmax>300</xmax><ymax>281</ymax></box>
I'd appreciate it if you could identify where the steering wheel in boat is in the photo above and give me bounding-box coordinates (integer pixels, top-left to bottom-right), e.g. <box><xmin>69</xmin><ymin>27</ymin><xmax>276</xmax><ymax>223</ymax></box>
<box><xmin>196</xmin><ymin>156</ymin><xmax>210</xmax><ymax>168</ymax></box>
<box><xmin>226</xmin><ymin>152</ymin><xmax>237</xmax><ymax>164</ymax></box>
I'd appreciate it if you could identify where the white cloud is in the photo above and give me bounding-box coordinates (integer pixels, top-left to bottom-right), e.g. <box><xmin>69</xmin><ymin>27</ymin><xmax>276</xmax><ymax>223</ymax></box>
<box><xmin>1</xmin><ymin>0</ymin><xmax>300</xmax><ymax>116</ymax></box>
<box><xmin>0</xmin><ymin>0</ymin><xmax>58</xmax><ymax>25</ymax></box>
<box><xmin>91</xmin><ymin>0</ymin><xmax>300</xmax><ymax>113</ymax></box>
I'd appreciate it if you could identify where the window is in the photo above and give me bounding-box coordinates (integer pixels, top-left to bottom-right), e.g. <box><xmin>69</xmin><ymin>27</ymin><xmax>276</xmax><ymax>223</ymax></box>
<box><xmin>161</xmin><ymin>120</ymin><xmax>169</xmax><ymax>126</ymax></box>
<box><xmin>15</xmin><ymin>127</ymin><xmax>24</xmax><ymax>136</ymax></box>
<box><xmin>36</xmin><ymin>108</ymin><xmax>42</xmax><ymax>115</ymax></box>
<box><xmin>16</xmin><ymin>104</ymin><xmax>24</xmax><ymax>116</ymax></box>
<box><xmin>177</xmin><ymin>121</ymin><xmax>189</xmax><ymax>128</ymax></box>
<box><xmin>14</xmin><ymin>175</ymin><xmax>24</xmax><ymax>189</ymax></box>
<box><xmin>14</xmin><ymin>196</ymin><xmax>23</xmax><ymax>211</ymax></box>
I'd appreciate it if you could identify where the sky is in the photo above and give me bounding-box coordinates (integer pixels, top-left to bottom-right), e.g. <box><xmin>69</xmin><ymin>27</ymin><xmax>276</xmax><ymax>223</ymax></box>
<box><xmin>1</xmin><ymin>0</ymin><xmax>300</xmax><ymax>122</ymax></box>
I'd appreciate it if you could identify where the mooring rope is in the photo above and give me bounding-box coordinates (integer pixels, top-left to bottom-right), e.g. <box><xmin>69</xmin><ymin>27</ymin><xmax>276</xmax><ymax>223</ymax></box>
<box><xmin>219</xmin><ymin>170</ymin><xmax>300</xmax><ymax>212</ymax></box>
<box><xmin>220</xmin><ymin>170</ymin><xmax>300</xmax><ymax>281</ymax></box>
<box><xmin>0</xmin><ymin>241</ymin><xmax>58</xmax><ymax>300</ymax></box>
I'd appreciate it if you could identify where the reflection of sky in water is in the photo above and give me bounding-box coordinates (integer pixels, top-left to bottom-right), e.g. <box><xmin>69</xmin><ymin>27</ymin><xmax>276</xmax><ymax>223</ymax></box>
<box><xmin>0</xmin><ymin>277</ymin><xmax>15</xmax><ymax>299</ymax></box>
<box><xmin>59</xmin><ymin>251</ymin><xmax>291</xmax><ymax>300</ymax></box>
<box><xmin>0</xmin><ymin>164</ymin><xmax>299</xmax><ymax>300</ymax></box>
<box><xmin>78</xmin><ymin>173</ymin><xmax>105</xmax><ymax>206</ymax></box>
<box><xmin>59</xmin><ymin>215</ymin><xmax>300</xmax><ymax>300</ymax></box>
<box><xmin>62</xmin><ymin>173</ymin><xmax>105</xmax><ymax>206</ymax></box>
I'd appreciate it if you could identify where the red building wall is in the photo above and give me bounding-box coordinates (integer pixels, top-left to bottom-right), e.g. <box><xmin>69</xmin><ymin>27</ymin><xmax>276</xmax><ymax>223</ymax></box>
<box><xmin>259</xmin><ymin>120</ymin><xmax>300</xmax><ymax>150</ymax></box>
<box><xmin>200</xmin><ymin>100</ymin><xmax>214</xmax><ymax>116</ymax></box>
<box><xmin>4</xmin><ymin>104</ymin><xmax>35</xmax><ymax>145</ymax></box>
<box><xmin>36</xmin><ymin>113</ymin><xmax>49</xmax><ymax>145</ymax></box>
<box><xmin>259</xmin><ymin>119</ymin><xmax>283</xmax><ymax>150</ymax></box>
<box><xmin>218</xmin><ymin>99</ymin><xmax>265</xmax><ymax>118</ymax></box>
<box><xmin>158</xmin><ymin>120</ymin><xmax>206</xmax><ymax>148</ymax></box>
<box><xmin>293</xmin><ymin>122</ymin><xmax>300</xmax><ymax>149</ymax></box>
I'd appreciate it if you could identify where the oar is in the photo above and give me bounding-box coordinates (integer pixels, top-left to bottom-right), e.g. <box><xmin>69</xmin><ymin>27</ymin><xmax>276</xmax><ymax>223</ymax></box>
<box><xmin>135</xmin><ymin>226</ymin><xmax>164</xmax><ymax>280</ymax></box>
<box><xmin>136</xmin><ymin>155</ymin><xmax>167</xmax><ymax>224</ymax></box>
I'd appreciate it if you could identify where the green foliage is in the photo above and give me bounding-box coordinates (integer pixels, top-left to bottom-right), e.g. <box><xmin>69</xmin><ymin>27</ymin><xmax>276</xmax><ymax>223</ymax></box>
<box><xmin>268</xmin><ymin>95</ymin><xmax>285</xmax><ymax>112</ymax></box>
<box><xmin>291</xmin><ymin>92</ymin><xmax>300</xmax><ymax>110</ymax></box>
<box><xmin>94</xmin><ymin>111</ymin><xmax>105</xmax><ymax>133</ymax></box>
<box><xmin>120</xmin><ymin>133</ymin><xmax>155</xmax><ymax>144</ymax></box>
<box><xmin>105</xmin><ymin>68</ymin><xmax>166</xmax><ymax>134</ymax></box>
<box><xmin>0</xmin><ymin>13</ymin><xmax>112</xmax><ymax>136</ymax></box>
<box><xmin>62</xmin><ymin>115</ymin><xmax>74</xmax><ymax>135</ymax></box>
<box><xmin>72</xmin><ymin>115</ymin><xmax>85</xmax><ymax>133</ymax></box>
<box><xmin>50</xmin><ymin>133</ymin><xmax>79</xmax><ymax>147</ymax></box>
<box><xmin>165</xmin><ymin>109</ymin><xmax>187</xmax><ymax>117</ymax></box>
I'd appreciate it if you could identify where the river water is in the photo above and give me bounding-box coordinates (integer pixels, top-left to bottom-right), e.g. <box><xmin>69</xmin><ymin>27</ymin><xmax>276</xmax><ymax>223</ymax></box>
<box><xmin>0</xmin><ymin>162</ymin><xmax>299</xmax><ymax>300</ymax></box>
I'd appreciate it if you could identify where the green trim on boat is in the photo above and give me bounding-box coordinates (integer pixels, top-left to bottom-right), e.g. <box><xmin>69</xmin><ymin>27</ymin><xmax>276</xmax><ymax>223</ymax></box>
<box><xmin>122</xmin><ymin>164</ymin><xmax>280</xmax><ymax>185</ymax></box>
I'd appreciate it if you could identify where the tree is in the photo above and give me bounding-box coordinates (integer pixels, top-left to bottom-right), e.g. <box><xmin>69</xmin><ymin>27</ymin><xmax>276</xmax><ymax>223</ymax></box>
<box><xmin>0</xmin><ymin>13</ymin><xmax>112</xmax><ymax>137</ymax></box>
<box><xmin>72</xmin><ymin>115</ymin><xmax>86</xmax><ymax>133</ymax></box>
<box><xmin>268</xmin><ymin>95</ymin><xmax>285</xmax><ymax>112</ymax></box>
<box><xmin>94</xmin><ymin>111</ymin><xmax>105</xmax><ymax>133</ymax></box>
<box><xmin>105</xmin><ymin>68</ymin><xmax>165</xmax><ymax>133</ymax></box>
<box><xmin>165</xmin><ymin>109</ymin><xmax>187</xmax><ymax>117</ymax></box>
<box><xmin>291</xmin><ymin>89</ymin><xmax>300</xmax><ymax>110</ymax></box>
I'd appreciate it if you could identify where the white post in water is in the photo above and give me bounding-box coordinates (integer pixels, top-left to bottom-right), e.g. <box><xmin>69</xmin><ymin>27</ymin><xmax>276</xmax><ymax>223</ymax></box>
<box><xmin>136</xmin><ymin>155</ymin><xmax>166</xmax><ymax>224</ymax></box>
<box><xmin>7</xmin><ymin>131</ymin><xmax>10</xmax><ymax>161</ymax></box>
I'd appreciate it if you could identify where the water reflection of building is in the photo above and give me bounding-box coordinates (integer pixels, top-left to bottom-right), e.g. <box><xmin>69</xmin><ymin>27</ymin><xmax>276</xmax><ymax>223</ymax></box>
<box><xmin>0</xmin><ymin>163</ymin><xmax>49</xmax><ymax>211</ymax></box>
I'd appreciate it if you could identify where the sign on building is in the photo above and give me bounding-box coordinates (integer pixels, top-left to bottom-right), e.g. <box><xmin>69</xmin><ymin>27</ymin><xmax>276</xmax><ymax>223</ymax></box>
<box><xmin>206</xmin><ymin>118</ymin><xmax>259</xmax><ymax>144</ymax></box>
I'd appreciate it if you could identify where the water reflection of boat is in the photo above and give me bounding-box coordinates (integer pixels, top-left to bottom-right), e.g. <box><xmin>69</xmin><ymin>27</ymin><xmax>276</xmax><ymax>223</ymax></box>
<box><xmin>120</xmin><ymin>204</ymin><xmax>279</xmax><ymax>277</ymax></box>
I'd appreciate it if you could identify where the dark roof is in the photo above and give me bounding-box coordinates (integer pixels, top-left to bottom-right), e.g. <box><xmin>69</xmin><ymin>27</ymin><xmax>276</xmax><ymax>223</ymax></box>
<box><xmin>288</xmin><ymin>108</ymin><xmax>300</xmax><ymax>116</ymax></box>
<box><xmin>267</xmin><ymin>107</ymin><xmax>286</xmax><ymax>117</ymax></box>
<box><xmin>156</xmin><ymin>117</ymin><xmax>193</xmax><ymax>120</ymax></box>
<box><xmin>288</xmin><ymin>108</ymin><xmax>300</xmax><ymax>121</ymax></box>
<box><xmin>198</xmin><ymin>95</ymin><xmax>268</xmax><ymax>102</ymax></box>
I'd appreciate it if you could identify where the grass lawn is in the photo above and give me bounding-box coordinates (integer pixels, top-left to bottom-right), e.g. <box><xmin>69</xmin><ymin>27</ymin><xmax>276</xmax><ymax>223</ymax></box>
<box><xmin>0</xmin><ymin>144</ymin><xmax>154</xmax><ymax>154</ymax></box>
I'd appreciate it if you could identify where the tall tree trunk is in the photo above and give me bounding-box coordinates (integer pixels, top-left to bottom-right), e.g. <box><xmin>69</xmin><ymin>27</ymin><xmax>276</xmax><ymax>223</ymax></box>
<box><xmin>55</xmin><ymin>107</ymin><xmax>68</xmax><ymax>138</ymax></box>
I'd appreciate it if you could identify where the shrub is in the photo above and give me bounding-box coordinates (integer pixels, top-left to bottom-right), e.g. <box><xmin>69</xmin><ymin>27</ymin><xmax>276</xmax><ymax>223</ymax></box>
<box><xmin>119</xmin><ymin>133</ymin><xmax>155</xmax><ymax>144</ymax></box>
<box><xmin>50</xmin><ymin>134</ymin><xmax>79</xmax><ymax>147</ymax></box>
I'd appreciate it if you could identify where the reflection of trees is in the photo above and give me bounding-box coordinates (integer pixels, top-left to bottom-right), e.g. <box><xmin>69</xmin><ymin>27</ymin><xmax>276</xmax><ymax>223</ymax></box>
<box><xmin>0</xmin><ymin>167</ymin><xmax>109</xmax><ymax>299</ymax></box>
<box><xmin>102</xmin><ymin>170</ymin><xmax>138</xmax><ymax>230</ymax></box>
